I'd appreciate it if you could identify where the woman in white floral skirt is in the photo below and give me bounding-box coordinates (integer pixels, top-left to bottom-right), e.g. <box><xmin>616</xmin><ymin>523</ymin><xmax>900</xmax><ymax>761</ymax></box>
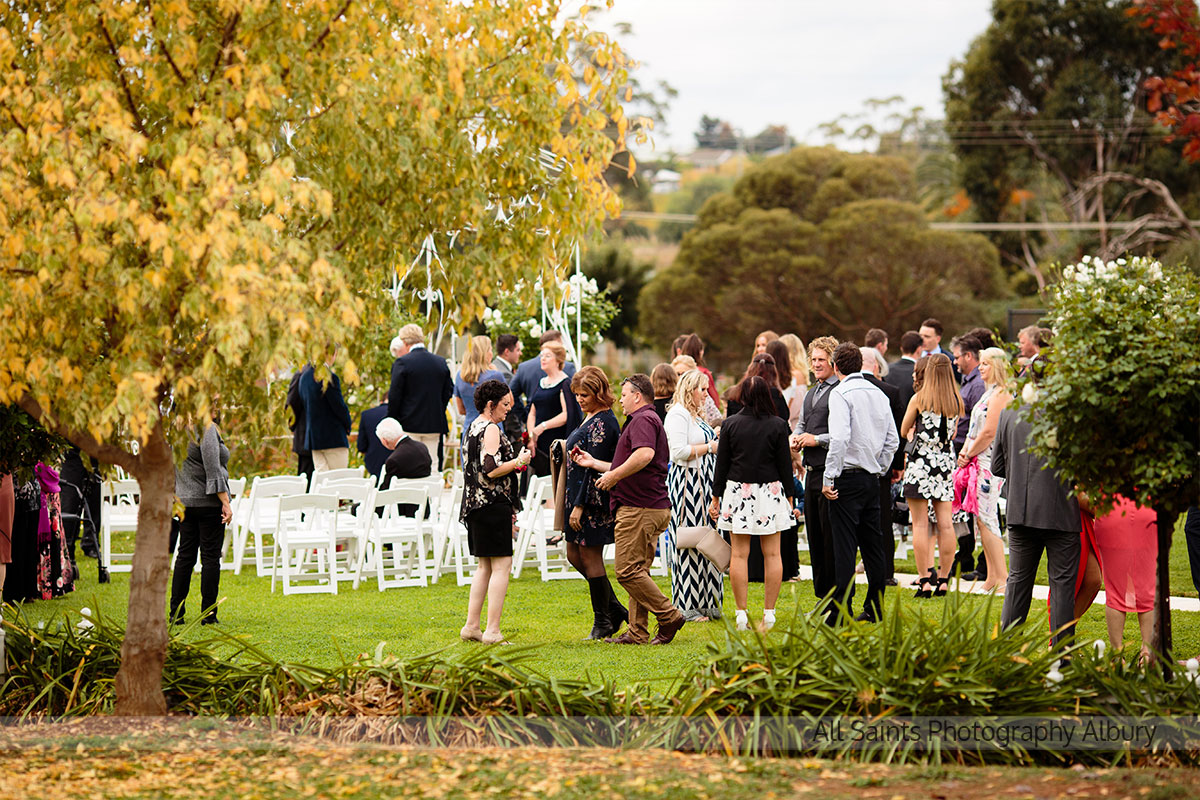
<box><xmin>900</xmin><ymin>354</ymin><xmax>964</xmax><ymax>598</ymax></box>
<box><xmin>709</xmin><ymin>376</ymin><xmax>794</xmax><ymax>631</ymax></box>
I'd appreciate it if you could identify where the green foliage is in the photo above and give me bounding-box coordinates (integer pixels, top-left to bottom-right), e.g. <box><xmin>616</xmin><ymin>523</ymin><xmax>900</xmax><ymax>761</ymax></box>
<box><xmin>639</xmin><ymin>147</ymin><xmax>1007</xmax><ymax>367</ymax></box>
<box><xmin>657</xmin><ymin>174</ymin><xmax>734</xmax><ymax>243</ymax></box>
<box><xmin>482</xmin><ymin>273</ymin><xmax>619</xmax><ymax>357</ymax></box>
<box><xmin>0</xmin><ymin>405</ymin><xmax>68</xmax><ymax>483</ymax></box>
<box><xmin>581</xmin><ymin>239</ymin><xmax>652</xmax><ymax>348</ymax></box>
<box><xmin>7</xmin><ymin>595</ymin><xmax>1200</xmax><ymax>763</ymax></box>
<box><xmin>1027</xmin><ymin>255</ymin><xmax>1200</xmax><ymax>513</ymax></box>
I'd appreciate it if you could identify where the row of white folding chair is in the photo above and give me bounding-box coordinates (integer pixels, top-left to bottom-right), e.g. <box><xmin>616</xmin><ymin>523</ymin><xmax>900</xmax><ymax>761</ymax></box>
<box><xmin>100</xmin><ymin>478</ymin><xmax>140</xmax><ymax>573</ymax></box>
<box><xmin>232</xmin><ymin>475</ymin><xmax>308</xmax><ymax>575</ymax></box>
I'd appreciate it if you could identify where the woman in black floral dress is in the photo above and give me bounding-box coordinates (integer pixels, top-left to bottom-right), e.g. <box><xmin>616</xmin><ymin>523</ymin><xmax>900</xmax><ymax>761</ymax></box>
<box><xmin>459</xmin><ymin>380</ymin><xmax>532</xmax><ymax>645</ymax></box>
<box><xmin>558</xmin><ymin>366</ymin><xmax>626</xmax><ymax>640</ymax></box>
<box><xmin>900</xmin><ymin>354</ymin><xmax>963</xmax><ymax>598</ymax></box>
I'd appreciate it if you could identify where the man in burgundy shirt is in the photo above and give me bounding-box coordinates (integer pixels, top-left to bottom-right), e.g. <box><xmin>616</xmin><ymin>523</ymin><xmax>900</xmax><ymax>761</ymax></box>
<box><xmin>577</xmin><ymin>373</ymin><xmax>684</xmax><ymax>645</ymax></box>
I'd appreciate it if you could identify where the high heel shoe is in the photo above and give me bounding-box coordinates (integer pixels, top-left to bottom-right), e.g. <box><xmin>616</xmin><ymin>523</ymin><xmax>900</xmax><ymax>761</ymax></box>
<box><xmin>913</xmin><ymin>567</ymin><xmax>936</xmax><ymax>599</ymax></box>
<box><xmin>933</xmin><ymin>576</ymin><xmax>949</xmax><ymax>597</ymax></box>
<box><xmin>460</xmin><ymin>625</ymin><xmax>484</xmax><ymax>642</ymax></box>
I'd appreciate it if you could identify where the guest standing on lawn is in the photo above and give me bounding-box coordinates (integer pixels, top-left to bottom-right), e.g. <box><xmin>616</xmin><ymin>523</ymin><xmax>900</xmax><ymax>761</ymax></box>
<box><xmin>559</xmin><ymin>366</ymin><xmax>626</xmax><ymax>640</ymax></box>
<box><xmin>170</xmin><ymin>417</ymin><xmax>232</xmax><ymax>626</ymax></box>
<box><xmin>460</xmin><ymin>380</ymin><xmax>531</xmax><ymax>645</ymax></box>
<box><xmin>575</xmin><ymin>374</ymin><xmax>685</xmax><ymax>645</ymax></box>
<box><xmin>954</xmin><ymin>347</ymin><xmax>1013</xmax><ymax>593</ymax></box>
<box><xmin>710</xmin><ymin>376</ymin><xmax>794</xmax><ymax>632</ymax></box>
<box><xmin>664</xmin><ymin>369</ymin><xmax>723</xmax><ymax>622</ymax></box>
<box><xmin>900</xmin><ymin>353</ymin><xmax>962</xmax><ymax>598</ymax></box>
<box><xmin>526</xmin><ymin>340</ymin><xmax>581</xmax><ymax>477</ymax></box>
<box><xmin>453</xmin><ymin>335</ymin><xmax>506</xmax><ymax>447</ymax></box>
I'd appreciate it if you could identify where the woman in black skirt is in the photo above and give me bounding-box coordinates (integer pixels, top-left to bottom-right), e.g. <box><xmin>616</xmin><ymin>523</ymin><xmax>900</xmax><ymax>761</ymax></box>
<box><xmin>460</xmin><ymin>380</ymin><xmax>531</xmax><ymax>645</ymax></box>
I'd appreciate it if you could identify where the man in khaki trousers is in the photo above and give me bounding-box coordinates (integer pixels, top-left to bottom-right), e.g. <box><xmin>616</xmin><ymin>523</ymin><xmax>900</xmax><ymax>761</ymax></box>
<box><xmin>586</xmin><ymin>374</ymin><xmax>685</xmax><ymax>645</ymax></box>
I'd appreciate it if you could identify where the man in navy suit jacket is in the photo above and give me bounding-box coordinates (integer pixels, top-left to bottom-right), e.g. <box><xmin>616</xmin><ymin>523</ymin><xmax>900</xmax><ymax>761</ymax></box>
<box><xmin>387</xmin><ymin>324</ymin><xmax>454</xmax><ymax>469</ymax></box>
<box><xmin>356</xmin><ymin>398</ymin><xmax>390</xmax><ymax>479</ymax></box>
<box><xmin>299</xmin><ymin>363</ymin><xmax>353</xmax><ymax>472</ymax></box>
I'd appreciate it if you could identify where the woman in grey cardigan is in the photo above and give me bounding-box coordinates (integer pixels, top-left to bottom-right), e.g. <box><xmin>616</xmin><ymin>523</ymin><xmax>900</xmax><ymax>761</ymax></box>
<box><xmin>169</xmin><ymin>421</ymin><xmax>232</xmax><ymax>625</ymax></box>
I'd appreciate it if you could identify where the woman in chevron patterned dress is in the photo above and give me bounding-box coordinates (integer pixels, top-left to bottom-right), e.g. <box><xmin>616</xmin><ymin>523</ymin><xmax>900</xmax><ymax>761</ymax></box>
<box><xmin>664</xmin><ymin>369</ymin><xmax>723</xmax><ymax>621</ymax></box>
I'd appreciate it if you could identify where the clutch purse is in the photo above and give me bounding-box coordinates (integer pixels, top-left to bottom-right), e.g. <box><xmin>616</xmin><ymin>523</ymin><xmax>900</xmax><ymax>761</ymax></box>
<box><xmin>674</xmin><ymin>525</ymin><xmax>732</xmax><ymax>573</ymax></box>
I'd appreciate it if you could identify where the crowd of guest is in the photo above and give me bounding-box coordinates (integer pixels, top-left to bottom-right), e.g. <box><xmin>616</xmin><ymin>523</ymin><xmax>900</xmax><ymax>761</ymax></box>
<box><xmin>373</xmin><ymin>318</ymin><xmax>1199</xmax><ymax>654</ymax></box>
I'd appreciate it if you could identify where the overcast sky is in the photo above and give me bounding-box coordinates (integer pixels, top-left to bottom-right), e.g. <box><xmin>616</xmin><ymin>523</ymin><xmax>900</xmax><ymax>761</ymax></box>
<box><xmin>588</xmin><ymin>0</ymin><xmax>995</xmax><ymax>155</ymax></box>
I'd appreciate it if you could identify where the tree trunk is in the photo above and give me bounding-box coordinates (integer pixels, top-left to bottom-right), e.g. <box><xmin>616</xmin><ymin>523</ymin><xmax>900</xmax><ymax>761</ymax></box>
<box><xmin>113</xmin><ymin>423</ymin><xmax>175</xmax><ymax>715</ymax></box>
<box><xmin>1151</xmin><ymin>505</ymin><xmax>1177</xmax><ymax>679</ymax></box>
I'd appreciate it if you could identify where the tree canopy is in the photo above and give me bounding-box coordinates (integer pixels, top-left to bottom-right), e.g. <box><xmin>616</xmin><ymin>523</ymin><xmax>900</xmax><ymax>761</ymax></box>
<box><xmin>637</xmin><ymin>146</ymin><xmax>1006</xmax><ymax>368</ymax></box>
<box><xmin>943</xmin><ymin>0</ymin><xmax>1200</xmax><ymax>288</ymax></box>
<box><xmin>0</xmin><ymin>0</ymin><xmax>633</xmax><ymax>714</ymax></box>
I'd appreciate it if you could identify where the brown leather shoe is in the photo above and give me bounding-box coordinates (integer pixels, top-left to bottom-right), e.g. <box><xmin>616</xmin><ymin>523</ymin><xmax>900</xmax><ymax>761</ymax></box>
<box><xmin>649</xmin><ymin>615</ymin><xmax>685</xmax><ymax>645</ymax></box>
<box><xmin>604</xmin><ymin>631</ymin><xmax>645</xmax><ymax>645</ymax></box>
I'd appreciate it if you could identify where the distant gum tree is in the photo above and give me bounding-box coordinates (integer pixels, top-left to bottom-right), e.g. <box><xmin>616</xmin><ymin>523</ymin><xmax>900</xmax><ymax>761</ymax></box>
<box><xmin>0</xmin><ymin>0</ymin><xmax>634</xmax><ymax>714</ymax></box>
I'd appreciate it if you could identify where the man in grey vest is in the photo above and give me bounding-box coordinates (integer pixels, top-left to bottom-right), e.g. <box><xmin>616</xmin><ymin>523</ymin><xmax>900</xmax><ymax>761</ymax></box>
<box><xmin>993</xmin><ymin>389</ymin><xmax>1081</xmax><ymax>649</ymax></box>
<box><xmin>790</xmin><ymin>336</ymin><xmax>840</xmax><ymax>599</ymax></box>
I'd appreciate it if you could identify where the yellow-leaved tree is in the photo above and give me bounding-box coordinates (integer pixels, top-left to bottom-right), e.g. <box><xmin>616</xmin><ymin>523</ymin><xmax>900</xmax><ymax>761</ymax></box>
<box><xmin>0</xmin><ymin>0</ymin><xmax>634</xmax><ymax>714</ymax></box>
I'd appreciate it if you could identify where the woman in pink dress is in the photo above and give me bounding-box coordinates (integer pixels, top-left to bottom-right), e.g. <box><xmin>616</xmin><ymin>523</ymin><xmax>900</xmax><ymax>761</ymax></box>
<box><xmin>1090</xmin><ymin>496</ymin><xmax>1158</xmax><ymax>660</ymax></box>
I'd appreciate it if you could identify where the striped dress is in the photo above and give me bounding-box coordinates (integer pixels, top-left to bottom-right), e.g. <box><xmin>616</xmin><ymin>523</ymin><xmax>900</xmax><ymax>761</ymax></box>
<box><xmin>664</xmin><ymin>415</ymin><xmax>724</xmax><ymax>621</ymax></box>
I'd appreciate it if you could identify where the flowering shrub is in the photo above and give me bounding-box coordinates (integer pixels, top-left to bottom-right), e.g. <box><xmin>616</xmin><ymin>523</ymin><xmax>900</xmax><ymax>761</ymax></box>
<box><xmin>1027</xmin><ymin>255</ymin><xmax>1199</xmax><ymax>514</ymax></box>
<box><xmin>483</xmin><ymin>272</ymin><xmax>618</xmax><ymax>357</ymax></box>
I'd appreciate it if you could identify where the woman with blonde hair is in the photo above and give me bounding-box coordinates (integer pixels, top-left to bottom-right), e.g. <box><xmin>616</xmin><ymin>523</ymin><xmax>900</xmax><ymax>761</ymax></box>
<box><xmin>664</xmin><ymin>368</ymin><xmax>723</xmax><ymax>622</ymax></box>
<box><xmin>778</xmin><ymin>333</ymin><xmax>810</xmax><ymax>429</ymax></box>
<box><xmin>955</xmin><ymin>347</ymin><xmax>1013</xmax><ymax>593</ymax></box>
<box><xmin>753</xmin><ymin>330</ymin><xmax>779</xmax><ymax>356</ymax></box>
<box><xmin>454</xmin><ymin>335</ymin><xmax>505</xmax><ymax>446</ymax></box>
<box><xmin>900</xmin><ymin>353</ymin><xmax>963</xmax><ymax>597</ymax></box>
<box><xmin>672</xmin><ymin>354</ymin><xmax>722</xmax><ymax>426</ymax></box>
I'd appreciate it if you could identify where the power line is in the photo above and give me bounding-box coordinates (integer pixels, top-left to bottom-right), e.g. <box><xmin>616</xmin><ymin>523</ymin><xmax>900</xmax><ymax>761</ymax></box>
<box><xmin>620</xmin><ymin>210</ymin><xmax>1200</xmax><ymax>233</ymax></box>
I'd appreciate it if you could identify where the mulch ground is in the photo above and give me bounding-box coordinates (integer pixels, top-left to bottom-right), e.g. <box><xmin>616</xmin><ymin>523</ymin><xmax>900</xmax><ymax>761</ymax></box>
<box><xmin>0</xmin><ymin>718</ymin><xmax>1194</xmax><ymax>799</ymax></box>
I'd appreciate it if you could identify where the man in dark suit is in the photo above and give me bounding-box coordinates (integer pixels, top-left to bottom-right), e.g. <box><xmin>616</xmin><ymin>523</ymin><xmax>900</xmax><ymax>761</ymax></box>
<box><xmin>884</xmin><ymin>330</ymin><xmax>921</xmax><ymax>408</ymax></box>
<box><xmin>861</xmin><ymin>347</ymin><xmax>905</xmax><ymax>587</ymax></box>
<box><xmin>299</xmin><ymin>362</ymin><xmax>353</xmax><ymax>472</ymax></box>
<box><xmin>376</xmin><ymin>418</ymin><xmax>434</xmax><ymax>517</ymax></box>
<box><xmin>286</xmin><ymin>369</ymin><xmax>314</xmax><ymax>481</ymax></box>
<box><xmin>993</xmin><ymin>397</ymin><xmax>1081</xmax><ymax>649</ymax></box>
<box><xmin>356</xmin><ymin>396</ymin><xmax>390</xmax><ymax>479</ymax></box>
<box><xmin>387</xmin><ymin>323</ymin><xmax>454</xmax><ymax>469</ymax></box>
<box><xmin>790</xmin><ymin>336</ymin><xmax>840</xmax><ymax>600</ymax></box>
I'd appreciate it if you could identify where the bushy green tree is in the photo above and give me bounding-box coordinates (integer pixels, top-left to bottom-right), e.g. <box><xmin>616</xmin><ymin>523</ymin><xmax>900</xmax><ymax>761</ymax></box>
<box><xmin>638</xmin><ymin>147</ymin><xmax>1007</xmax><ymax>368</ymax></box>
<box><xmin>1028</xmin><ymin>254</ymin><xmax>1199</xmax><ymax>660</ymax></box>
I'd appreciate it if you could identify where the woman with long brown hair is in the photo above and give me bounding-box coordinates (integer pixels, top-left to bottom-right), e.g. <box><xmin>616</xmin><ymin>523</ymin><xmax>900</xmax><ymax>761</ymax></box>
<box><xmin>725</xmin><ymin>353</ymin><xmax>788</xmax><ymax>420</ymax></box>
<box><xmin>901</xmin><ymin>353</ymin><xmax>963</xmax><ymax>598</ymax></box>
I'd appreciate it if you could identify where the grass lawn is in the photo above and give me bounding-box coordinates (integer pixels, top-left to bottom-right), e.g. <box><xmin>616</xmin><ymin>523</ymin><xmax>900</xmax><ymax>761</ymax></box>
<box><xmin>13</xmin><ymin>541</ymin><xmax>1200</xmax><ymax>693</ymax></box>
<box><xmin>2</xmin><ymin>721</ymin><xmax>1199</xmax><ymax>799</ymax></box>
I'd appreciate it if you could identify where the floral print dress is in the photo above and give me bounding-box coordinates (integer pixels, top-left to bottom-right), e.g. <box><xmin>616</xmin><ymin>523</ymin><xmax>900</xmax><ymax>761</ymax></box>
<box><xmin>903</xmin><ymin>410</ymin><xmax>956</xmax><ymax>502</ymax></box>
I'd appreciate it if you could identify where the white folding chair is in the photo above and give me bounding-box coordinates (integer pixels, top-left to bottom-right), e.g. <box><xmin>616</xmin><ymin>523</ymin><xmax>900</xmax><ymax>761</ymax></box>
<box><xmin>429</xmin><ymin>486</ymin><xmax>475</xmax><ymax>585</ymax></box>
<box><xmin>511</xmin><ymin>478</ymin><xmax>550</xmax><ymax>579</ymax></box>
<box><xmin>218</xmin><ymin>477</ymin><xmax>246</xmax><ymax>570</ymax></box>
<box><xmin>309</xmin><ymin>467</ymin><xmax>365</xmax><ymax>493</ymax></box>
<box><xmin>353</xmin><ymin>487</ymin><xmax>431</xmax><ymax>590</ymax></box>
<box><xmin>232</xmin><ymin>475</ymin><xmax>307</xmax><ymax>575</ymax></box>
<box><xmin>100</xmin><ymin>479</ymin><xmax>140</xmax><ymax>573</ymax></box>
<box><xmin>270</xmin><ymin>493</ymin><xmax>340</xmax><ymax>595</ymax></box>
<box><xmin>314</xmin><ymin>479</ymin><xmax>377</xmax><ymax>581</ymax></box>
<box><xmin>388</xmin><ymin>476</ymin><xmax>445</xmax><ymax>568</ymax></box>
